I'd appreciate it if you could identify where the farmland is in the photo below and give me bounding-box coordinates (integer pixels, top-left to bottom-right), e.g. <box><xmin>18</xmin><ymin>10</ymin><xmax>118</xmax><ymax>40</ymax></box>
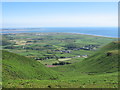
<box><xmin>1</xmin><ymin>33</ymin><xmax>116</xmax><ymax>65</ymax></box>
<box><xmin>1</xmin><ymin>33</ymin><xmax>119</xmax><ymax>88</ymax></box>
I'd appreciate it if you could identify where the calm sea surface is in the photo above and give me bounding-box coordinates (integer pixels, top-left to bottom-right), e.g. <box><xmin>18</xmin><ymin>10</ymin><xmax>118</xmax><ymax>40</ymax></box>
<box><xmin>2</xmin><ymin>27</ymin><xmax>118</xmax><ymax>38</ymax></box>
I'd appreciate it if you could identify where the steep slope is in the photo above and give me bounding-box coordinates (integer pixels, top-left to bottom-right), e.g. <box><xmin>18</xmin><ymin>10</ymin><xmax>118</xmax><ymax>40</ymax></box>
<box><xmin>52</xmin><ymin>41</ymin><xmax>119</xmax><ymax>74</ymax></box>
<box><xmin>2</xmin><ymin>50</ymin><xmax>59</xmax><ymax>81</ymax></box>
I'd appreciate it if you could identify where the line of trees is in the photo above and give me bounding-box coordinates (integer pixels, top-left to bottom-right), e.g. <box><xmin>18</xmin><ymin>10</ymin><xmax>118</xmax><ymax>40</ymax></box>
<box><xmin>52</xmin><ymin>61</ymin><xmax>71</xmax><ymax>65</ymax></box>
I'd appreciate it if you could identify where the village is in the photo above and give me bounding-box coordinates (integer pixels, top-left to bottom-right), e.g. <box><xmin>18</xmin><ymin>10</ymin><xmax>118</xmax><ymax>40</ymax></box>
<box><xmin>2</xmin><ymin>32</ymin><xmax>110</xmax><ymax>67</ymax></box>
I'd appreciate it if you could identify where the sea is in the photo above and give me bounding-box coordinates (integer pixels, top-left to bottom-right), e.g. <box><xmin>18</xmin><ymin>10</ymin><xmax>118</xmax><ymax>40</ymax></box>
<box><xmin>2</xmin><ymin>27</ymin><xmax>118</xmax><ymax>38</ymax></box>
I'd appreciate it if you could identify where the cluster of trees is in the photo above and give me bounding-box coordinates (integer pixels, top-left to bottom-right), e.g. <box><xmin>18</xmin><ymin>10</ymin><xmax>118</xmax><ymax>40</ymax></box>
<box><xmin>3</xmin><ymin>45</ymin><xmax>16</xmax><ymax>49</ymax></box>
<box><xmin>65</xmin><ymin>43</ymin><xmax>79</xmax><ymax>49</ymax></box>
<box><xmin>65</xmin><ymin>43</ymin><xmax>99</xmax><ymax>51</ymax></box>
<box><xmin>83</xmin><ymin>45</ymin><xmax>99</xmax><ymax>50</ymax></box>
<box><xmin>35</xmin><ymin>54</ymin><xmax>57</xmax><ymax>60</ymax></box>
<box><xmin>52</xmin><ymin>61</ymin><xmax>71</xmax><ymax>65</ymax></box>
<box><xmin>1</xmin><ymin>36</ymin><xmax>15</xmax><ymax>46</ymax></box>
<box><xmin>1</xmin><ymin>40</ymin><xmax>12</xmax><ymax>46</ymax></box>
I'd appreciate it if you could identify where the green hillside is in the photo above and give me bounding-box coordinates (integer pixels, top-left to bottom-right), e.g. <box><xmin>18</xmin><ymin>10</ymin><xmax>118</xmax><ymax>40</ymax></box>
<box><xmin>2</xmin><ymin>41</ymin><xmax>119</xmax><ymax>88</ymax></box>
<box><xmin>2</xmin><ymin>50</ymin><xmax>59</xmax><ymax>81</ymax></box>
<box><xmin>52</xmin><ymin>41</ymin><xmax>119</xmax><ymax>74</ymax></box>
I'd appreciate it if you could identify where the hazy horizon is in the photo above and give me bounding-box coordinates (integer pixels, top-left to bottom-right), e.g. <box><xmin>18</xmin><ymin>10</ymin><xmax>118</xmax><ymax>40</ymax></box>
<box><xmin>2</xmin><ymin>2</ymin><xmax>118</xmax><ymax>28</ymax></box>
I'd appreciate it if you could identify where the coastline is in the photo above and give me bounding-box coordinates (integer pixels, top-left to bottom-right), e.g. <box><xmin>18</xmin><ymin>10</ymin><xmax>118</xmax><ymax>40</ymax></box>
<box><xmin>1</xmin><ymin>27</ymin><xmax>118</xmax><ymax>38</ymax></box>
<box><xmin>69</xmin><ymin>32</ymin><xmax>118</xmax><ymax>39</ymax></box>
<box><xmin>1</xmin><ymin>31</ymin><xmax>118</xmax><ymax>39</ymax></box>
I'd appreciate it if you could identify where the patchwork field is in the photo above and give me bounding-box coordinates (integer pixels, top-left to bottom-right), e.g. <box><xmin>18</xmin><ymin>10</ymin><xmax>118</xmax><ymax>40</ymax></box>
<box><xmin>1</xmin><ymin>33</ymin><xmax>119</xmax><ymax>88</ymax></box>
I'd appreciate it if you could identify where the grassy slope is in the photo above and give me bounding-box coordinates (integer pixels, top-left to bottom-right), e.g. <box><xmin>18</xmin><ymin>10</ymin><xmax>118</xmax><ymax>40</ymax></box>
<box><xmin>2</xmin><ymin>50</ymin><xmax>59</xmax><ymax>81</ymax></box>
<box><xmin>52</xmin><ymin>41</ymin><xmax>119</xmax><ymax>75</ymax></box>
<box><xmin>3</xmin><ymin>72</ymin><xmax>118</xmax><ymax>88</ymax></box>
<box><xmin>2</xmin><ymin>41</ymin><xmax>119</xmax><ymax>88</ymax></box>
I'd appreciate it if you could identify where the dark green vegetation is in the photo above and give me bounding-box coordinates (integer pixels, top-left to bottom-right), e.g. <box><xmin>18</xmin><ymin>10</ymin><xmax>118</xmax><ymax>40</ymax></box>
<box><xmin>1</xmin><ymin>33</ymin><xmax>119</xmax><ymax>88</ymax></box>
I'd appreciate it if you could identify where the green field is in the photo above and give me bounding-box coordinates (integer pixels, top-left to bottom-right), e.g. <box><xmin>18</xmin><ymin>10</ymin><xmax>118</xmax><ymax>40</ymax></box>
<box><xmin>1</xmin><ymin>33</ymin><xmax>119</xmax><ymax>88</ymax></box>
<box><xmin>1</xmin><ymin>33</ymin><xmax>116</xmax><ymax>65</ymax></box>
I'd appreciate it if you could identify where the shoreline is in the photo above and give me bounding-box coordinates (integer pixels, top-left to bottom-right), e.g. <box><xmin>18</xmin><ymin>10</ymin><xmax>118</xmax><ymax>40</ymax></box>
<box><xmin>1</xmin><ymin>32</ymin><xmax>118</xmax><ymax>39</ymax></box>
<box><xmin>69</xmin><ymin>32</ymin><xmax>118</xmax><ymax>39</ymax></box>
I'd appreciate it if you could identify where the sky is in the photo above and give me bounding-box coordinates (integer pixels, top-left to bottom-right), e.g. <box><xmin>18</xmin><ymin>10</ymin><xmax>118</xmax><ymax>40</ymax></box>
<box><xmin>1</xmin><ymin>0</ymin><xmax>119</xmax><ymax>2</ymax></box>
<box><xmin>2</xmin><ymin>2</ymin><xmax>118</xmax><ymax>28</ymax></box>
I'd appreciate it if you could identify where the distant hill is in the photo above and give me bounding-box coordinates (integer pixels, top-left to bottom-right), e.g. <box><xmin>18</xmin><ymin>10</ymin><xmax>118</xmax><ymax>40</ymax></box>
<box><xmin>2</xmin><ymin>50</ymin><xmax>59</xmax><ymax>81</ymax></box>
<box><xmin>53</xmin><ymin>41</ymin><xmax>119</xmax><ymax>74</ymax></box>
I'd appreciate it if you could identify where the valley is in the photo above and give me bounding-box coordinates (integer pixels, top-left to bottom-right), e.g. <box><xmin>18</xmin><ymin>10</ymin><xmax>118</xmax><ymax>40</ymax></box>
<box><xmin>1</xmin><ymin>33</ymin><xmax>119</xmax><ymax>88</ymax></box>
